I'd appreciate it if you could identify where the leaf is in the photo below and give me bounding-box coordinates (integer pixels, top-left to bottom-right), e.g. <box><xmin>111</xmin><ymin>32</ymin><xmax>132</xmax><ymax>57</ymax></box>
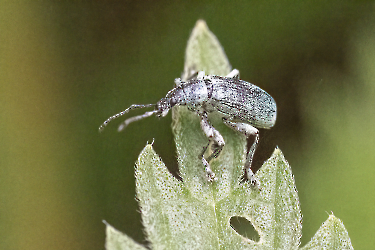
<box><xmin>135</xmin><ymin>144</ymin><xmax>302</xmax><ymax>249</ymax></box>
<box><xmin>105</xmin><ymin>19</ymin><xmax>353</xmax><ymax>250</ymax></box>
<box><xmin>104</xmin><ymin>221</ymin><xmax>147</xmax><ymax>250</ymax></box>
<box><xmin>300</xmin><ymin>214</ymin><xmax>354</xmax><ymax>250</ymax></box>
<box><xmin>182</xmin><ymin>19</ymin><xmax>231</xmax><ymax>80</ymax></box>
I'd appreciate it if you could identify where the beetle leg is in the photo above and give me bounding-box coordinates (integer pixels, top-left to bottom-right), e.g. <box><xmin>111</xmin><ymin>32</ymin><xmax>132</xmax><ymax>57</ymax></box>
<box><xmin>222</xmin><ymin>118</ymin><xmax>260</xmax><ymax>189</ymax></box>
<box><xmin>174</xmin><ymin>78</ymin><xmax>183</xmax><ymax>87</ymax></box>
<box><xmin>226</xmin><ymin>69</ymin><xmax>240</xmax><ymax>79</ymax></box>
<box><xmin>175</xmin><ymin>71</ymin><xmax>206</xmax><ymax>87</ymax></box>
<box><xmin>198</xmin><ymin>143</ymin><xmax>216</xmax><ymax>182</ymax></box>
<box><xmin>199</xmin><ymin>111</ymin><xmax>225</xmax><ymax>182</ymax></box>
<box><xmin>196</xmin><ymin>71</ymin><xmax>205</xmax><ymax>80</ymax></box>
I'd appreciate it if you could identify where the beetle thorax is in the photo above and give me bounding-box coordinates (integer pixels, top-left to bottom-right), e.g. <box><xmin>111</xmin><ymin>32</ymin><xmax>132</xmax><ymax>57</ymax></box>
<box><xmin>169</xmin><ymin>79</ymin><xmax>209</xmax><ymax>110</ymax></box>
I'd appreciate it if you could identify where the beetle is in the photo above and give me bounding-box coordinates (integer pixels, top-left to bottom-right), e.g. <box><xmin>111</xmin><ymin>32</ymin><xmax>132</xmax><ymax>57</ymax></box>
<box><xmin>99</xmin><ymin>69</ymin><xmax>277</xmax><ymax>188</ymax></box>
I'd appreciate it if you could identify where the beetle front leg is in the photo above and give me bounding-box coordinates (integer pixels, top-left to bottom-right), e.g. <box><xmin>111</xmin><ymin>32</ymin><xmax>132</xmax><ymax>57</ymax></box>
<box><xmin>199</xmin><ymin>111</ymin><xmax>225</xmax><ymax>182</ymax></box>
<box><xmin>222</xmin><ymin>118</ymin><xmax>260</xmax><ymax>189</ymax></box>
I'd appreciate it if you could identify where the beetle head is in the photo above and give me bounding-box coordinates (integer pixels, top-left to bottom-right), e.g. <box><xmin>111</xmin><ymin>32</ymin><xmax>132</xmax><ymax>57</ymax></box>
<box><xmin>155</xmin><ymin>98</ymin><xmax>171</xmax><ymax>117</ymax></box>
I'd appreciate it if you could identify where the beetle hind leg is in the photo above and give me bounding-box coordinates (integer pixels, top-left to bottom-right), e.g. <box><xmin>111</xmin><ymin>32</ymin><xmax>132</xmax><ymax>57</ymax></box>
<box><xmin>222</xmin><ymin>118</ymin><xmax>260</xmax><ymax>189</ymax></box>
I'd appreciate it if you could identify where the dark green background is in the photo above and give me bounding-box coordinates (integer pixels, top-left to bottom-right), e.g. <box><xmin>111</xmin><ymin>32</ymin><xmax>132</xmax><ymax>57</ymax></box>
<box><xmin>1</xmin><ymin>1</ymin><xmax>374</xmax><ymax>249</ymax></box>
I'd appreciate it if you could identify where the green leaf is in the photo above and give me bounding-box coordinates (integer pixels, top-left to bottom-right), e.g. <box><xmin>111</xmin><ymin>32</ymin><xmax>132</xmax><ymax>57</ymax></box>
<box><xmin>104</xmin><ymin>221</ymin><xmax>147</xmax><ymax>250</ymax></box>
<box><xmin>135</xmin><ymin>144</ymin><xmax>302</xmax><ymax>249</ymax></box>
<box><xmin>300</xmin><ymin>214</ymin><xmax>354</xmax><ymax>250</ymax></box>
<box><xmin>182</xmin><ymin>19</ymin><xmax>231</xmax><ymax>79</ymax></box>
<box><xmin>105</xmin><ymin>19</ymin><xmax>353</xmax><ymax>250</ymax></box>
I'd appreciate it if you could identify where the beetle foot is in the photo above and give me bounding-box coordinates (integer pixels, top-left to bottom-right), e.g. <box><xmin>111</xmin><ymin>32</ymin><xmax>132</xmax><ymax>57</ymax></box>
<box><xmin>246</xmin><ymin>168</ymin><xmax>261</xmax><ymax>190</ymax></box>
<box><xmin>206</xmin><ymin>168</ymin><xmax>217</xmax><ymax>182</ymax></box>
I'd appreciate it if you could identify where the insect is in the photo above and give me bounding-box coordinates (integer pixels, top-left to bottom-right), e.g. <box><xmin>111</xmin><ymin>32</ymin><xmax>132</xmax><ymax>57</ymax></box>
<box><xmin>99</xmin><ymin>69</ymin><xmax>277</xmax><ymax>188</ymax></box>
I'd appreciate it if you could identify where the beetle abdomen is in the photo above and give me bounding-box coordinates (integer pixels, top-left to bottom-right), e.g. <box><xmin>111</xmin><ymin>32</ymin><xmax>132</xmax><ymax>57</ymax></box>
<box><xmin>209</xmin><ymin>78</ymin><xmax>276</xmax><ymax>128</ymax></box>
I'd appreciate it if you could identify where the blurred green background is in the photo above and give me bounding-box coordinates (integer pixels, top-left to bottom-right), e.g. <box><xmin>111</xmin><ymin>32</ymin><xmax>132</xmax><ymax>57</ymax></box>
<box><xmin>1</xmin><ymin>1</ymin><xmax>374</xmax><ymax>249</ymax></box>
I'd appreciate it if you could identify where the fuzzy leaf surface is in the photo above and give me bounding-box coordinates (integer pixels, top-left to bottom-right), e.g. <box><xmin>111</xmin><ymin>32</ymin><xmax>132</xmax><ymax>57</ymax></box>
<box><xmin>300</xmin><ymin>214</ymin><xmax>354</xmax><ymax>250</ymax></box>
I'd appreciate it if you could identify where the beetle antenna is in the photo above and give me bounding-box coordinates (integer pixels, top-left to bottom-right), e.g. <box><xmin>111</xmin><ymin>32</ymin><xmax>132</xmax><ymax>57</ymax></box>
<box><xmin>118</xmin><ymin>110</ymin><xmax>158</xmax><ymax>132</ymax></box>
<box><xmin>99</xmin><ymin>104</ymin><xmax>155</xmax><ymax>132</ymax></box>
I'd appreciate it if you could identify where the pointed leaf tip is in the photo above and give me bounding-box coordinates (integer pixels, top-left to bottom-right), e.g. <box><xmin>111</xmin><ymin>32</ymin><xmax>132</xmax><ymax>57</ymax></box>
<box><xmin>252</xmin><ymin>147</ymin><xmax>302</xmax><ymax>248</ymax></box>
<box><xmin>184</xmin><ymin>19</ymin><xmax>231</xmax><ymax>79</ymax></box>
<box><xmin>194</xmin><ymin>19</ymin><xmax>209</xmax><ymax>31</ymax></box>
<box><xmin>301</xmin><ymin>213</ymin><xmax>353</xmax><ymax>250</ymax></box>
<box><xmin>105</xmin><ymin>222</ymin><xmax>147</xmax><ymax>250</ymax></box>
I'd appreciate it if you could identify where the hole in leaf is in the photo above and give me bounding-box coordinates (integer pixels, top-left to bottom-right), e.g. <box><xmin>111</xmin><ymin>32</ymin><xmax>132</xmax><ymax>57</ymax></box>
<box><xmin>230</xmin><ymin>216</ymin><xmax>260</xmax><ymax>241</ymax></box>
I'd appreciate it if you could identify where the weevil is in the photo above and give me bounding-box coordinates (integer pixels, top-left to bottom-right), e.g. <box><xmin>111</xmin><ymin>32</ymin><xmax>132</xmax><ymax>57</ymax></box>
<box><xmin>99</xmin><ymin>69</ymin><xmax>277</xmax><ymax>188</ymax></box>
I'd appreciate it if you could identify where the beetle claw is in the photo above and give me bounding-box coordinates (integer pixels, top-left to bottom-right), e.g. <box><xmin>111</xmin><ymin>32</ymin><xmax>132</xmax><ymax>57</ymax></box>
<box><xmin>206</xmin><ymin>171</ymin><xmax>217</xmax><ymax>182</ymax></box>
